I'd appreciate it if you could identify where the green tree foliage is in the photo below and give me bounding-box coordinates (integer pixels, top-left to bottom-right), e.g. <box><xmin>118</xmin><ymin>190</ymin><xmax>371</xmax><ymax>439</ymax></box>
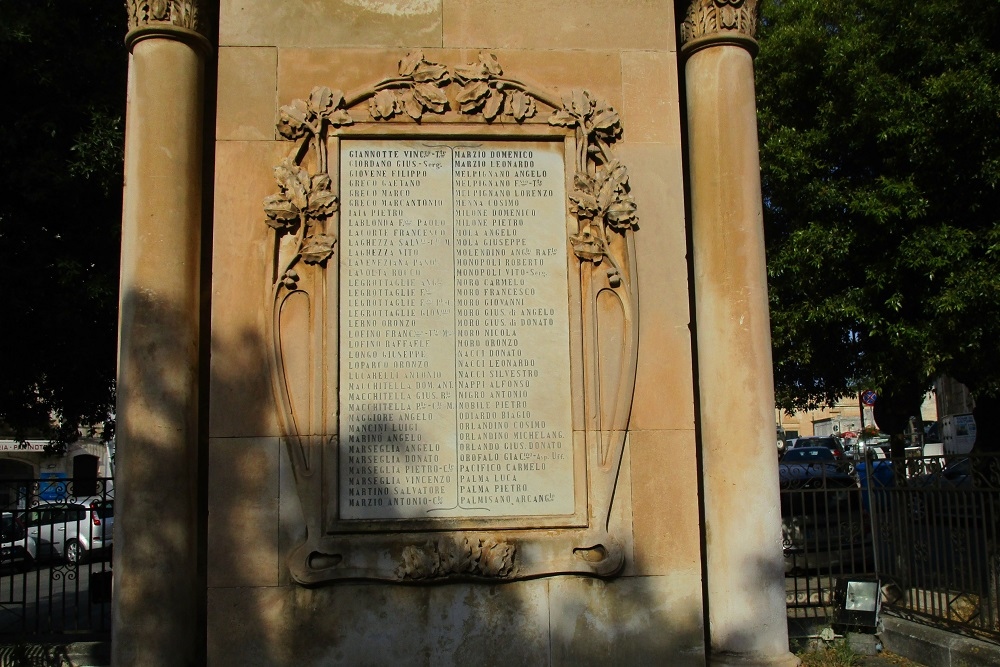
<box><xmin>756</xmin><ymin>0</ymin><xmax>1000</xmax><ymax>435</ymax></box>
<box><xmin>0</xmin><ymin>2</ymin><xmax>126</xmax><ymax>446</ymax></box>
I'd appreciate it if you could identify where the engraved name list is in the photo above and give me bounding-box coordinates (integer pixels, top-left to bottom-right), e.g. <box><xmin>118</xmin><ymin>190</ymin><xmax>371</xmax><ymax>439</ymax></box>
<box><xmin>338</xmin><ymin>138</ymin><xmax>575</xmax><ymax>522</ymax></box>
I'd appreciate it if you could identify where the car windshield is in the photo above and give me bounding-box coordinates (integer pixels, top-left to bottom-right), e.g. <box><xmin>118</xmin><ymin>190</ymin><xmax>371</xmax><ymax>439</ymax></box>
<box><xmin>782</xmin><ymin>448</ymin><xmax>834</xmax><ymax>462</ymax></box>
<box><xmin>797</xmin><ymin>437</ymin><xmax>838</xmax><ymax>449</ymax></box>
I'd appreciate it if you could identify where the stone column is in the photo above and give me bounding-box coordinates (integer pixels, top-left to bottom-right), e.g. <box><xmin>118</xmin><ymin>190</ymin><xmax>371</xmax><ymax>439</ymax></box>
<box><xmin>114</xmin><ymin>3</ymin><xmax>209</xmax><ymax>665</ymax></box>
<box><xmin>681</xmin><ymin>2</ymin><xmax>798</xmax><ymax>665</ymax></box>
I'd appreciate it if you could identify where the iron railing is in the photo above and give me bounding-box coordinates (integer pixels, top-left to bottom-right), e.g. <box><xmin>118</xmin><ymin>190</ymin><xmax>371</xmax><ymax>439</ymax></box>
<box><xmin>0</xmin><ymin>477</ymin><xmax>113</xmax><ymax>639</ymax></box>
<box><xmin>872</xmin><ymin>453</ymin><xmax>1000</xmax><ymax>639</ymax></box>
<box><xmin>781</xmin><ymin>450</ymin><xmax>1000</xmax><ymax>642</ymax></box>
<box><xmin>780</xmin><ymin>457</ymin><xmax>874</xmax><ymax>619</ymax></box>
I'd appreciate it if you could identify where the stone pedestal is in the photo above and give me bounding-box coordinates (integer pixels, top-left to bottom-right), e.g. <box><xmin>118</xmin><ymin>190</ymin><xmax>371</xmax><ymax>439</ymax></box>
<box><xmin>113</xmin><ymin>7</ymin><xmax>209</xmax><ymax>666</ymax></box>
<box><xmin>682</xmin><ymin>1</ymin><xmax>798</xmax><ymax>665</ymax></box>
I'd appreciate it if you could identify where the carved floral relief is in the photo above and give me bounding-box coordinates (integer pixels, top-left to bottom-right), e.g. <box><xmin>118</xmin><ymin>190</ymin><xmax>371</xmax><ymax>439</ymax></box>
<box><xmin>262</xmin><ymin>52</ymin><xmax>639</xmax><ymax>584</ymax></box>
<box><xmin>680</xmin><ymin>0</ymin><xmax>759</xmax><ymax>46</ymax></box>
<box><xmin>397</xmin><ymin>537</ymin><xmax>517</xmax><ymax>580</ymax></box>
<box><xmin>126</xmin><ymin>0</ymin><xmax>206</xmax><ymax>34</ymax></box>
<box><xmin>264</xmin><ymin>51</ymin><xmax>638</xmax><ymax>283</ymax></box>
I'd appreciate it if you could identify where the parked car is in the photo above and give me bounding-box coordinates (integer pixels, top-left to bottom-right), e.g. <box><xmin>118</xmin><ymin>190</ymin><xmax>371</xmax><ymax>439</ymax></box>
<box><xmin>18</xmin><ymin>499</ymin><xmax>113</xmax><ymax>564</ymax></box>
<box><xmin>779</xmin><ymin>448</ymin><xmax>868</xmax><ymax>574</ymax></box>
<box><xmin>779</xmin><ymin>447</ymin><xmax>855</xmax><ymax>486</ymax></box>
<box><xmin>0</xmin><ymin>512</ymin><xmax>37</xmax><ymax>571</ymax></box>
<box><xmin>786</xmin><ymin>436</ymin><xmax>846</xmax><ymax>460</ymax></box>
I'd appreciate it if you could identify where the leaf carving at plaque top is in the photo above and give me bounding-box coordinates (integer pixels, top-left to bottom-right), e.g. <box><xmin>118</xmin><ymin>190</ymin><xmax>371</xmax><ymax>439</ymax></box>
<box><xmin>278</xmin><ymin>86</ymin><xmax>353</xmax><ymax>140</ymax></box>
<box><xmin>368</xmin><ymin>50</ymin><xmax>451</xmax><ymax>121</ymax></box>
<box><xmin>452</xmin><ymin>52</ymin><xmax>537</xmax><ymax>123</ymax></box>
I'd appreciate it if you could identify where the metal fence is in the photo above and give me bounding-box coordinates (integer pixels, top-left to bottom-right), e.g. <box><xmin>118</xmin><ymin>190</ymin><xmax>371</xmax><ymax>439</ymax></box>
<box><xmin>781</xmin><ymin>456</ymin><xmax>874</xmax><ymax>618</ymax></box>
<box><xmin>782</xmin><ymin>450</ymin><xmax>1000</xmax><ymax>641</ymax></box>
<box><xmin>0</xmin><ymin>477</ymin><xmax>113</xmax><ymax>639</ymax></box>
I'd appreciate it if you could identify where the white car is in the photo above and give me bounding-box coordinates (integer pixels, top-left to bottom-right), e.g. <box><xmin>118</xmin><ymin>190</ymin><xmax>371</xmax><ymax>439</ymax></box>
<box><xmin>19</xmin><ymin>500</ymin><xmax>113</xmax><ymax>564</ymax></box>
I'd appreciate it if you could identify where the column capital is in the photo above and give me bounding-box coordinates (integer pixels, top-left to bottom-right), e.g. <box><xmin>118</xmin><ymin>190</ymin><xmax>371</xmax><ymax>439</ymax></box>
<box><xmin>680</xmin><ymin>0</ymin><xmax>759</xmax><ymax>58</ymax></box>
<box><xmin>125</xmin><ymin>0</ymin><xmax>211</xmax><ymax>54</ymax></box>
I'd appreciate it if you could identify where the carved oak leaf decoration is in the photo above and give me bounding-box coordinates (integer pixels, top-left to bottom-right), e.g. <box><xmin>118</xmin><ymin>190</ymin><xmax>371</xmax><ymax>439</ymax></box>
<box><xmin>483</xmin><ymin>90</ymin><xmax>504</xmax><ymax>121</ymax></box>
<box><xmin>480</xmin><ymin>52</ymin><xmax>502</xmax><ymax>76</ymax></box>
<box><xmin>596</xmin><ymin>161</ymin><xmax>627</xmax><ymax>212</ymax></box>
<box><xmin>309</xmin><ymin>86</ymin><xmax>336</xmax><ymax>117</ymax></box>
<box><xmin>477</xmin><ymin>538</ymin><xmax>515</xmax><ymax>577</ymax></box>
<box><xmin>454</xmin><ymin>52</ymin><xmax>517</xmax><ymax>122</ymax></box>
<box><xmin>453</xmin><ymin>62</ymin><xmax>489</xmax><ymax>84</ymax></box>
<box><xmin>274</xmin><ymin>159</ymin><xmax>311</xmax><ymax>211</ymax></box>
<box><xmin>591</xmin><ymin>101</ymin><xmax>623</xmax><ymax>141</ymax></box>
<box><xmin>374</xmin><ymin>52</ymin><xmax>451</xmax><ymax>121</ymax></box>
<box><xmin>606</xmin><ymin>195</ymin><xmax>638</xmax><ymax>230</ymax></box>
<box><xmin>568</xmin><ymin>89</ymin><xmax>594</xmax><ymax>119</ymax></box>
<box><xmin>413</xmin><ymin>83</ymin><xmax>448</xmax><ymax>114</ymax></box>
<box><xmin>549</xmin><ymin>89</ymin><xmax>595</xmax><ymax>128</ymax></box>
<box><xmin>570</xmin><ymin>226</ymin><xmax>608</xmax><ymax>264</ymax></box>
<box><xmin>412</xmin><ymin>61</ymin><xmax>450</xmax><ymax>84</ymax></box>
<box><xmin>397</xmin><ymin>89</ymin><xmax>423</xmax><ymax>121</ymax></box>
<box><xmin>548</xmin><ymin>107</ymin><xmax>576</xmax><ymax>128</ymax></box>
<box><xmin>508</xmin><ymin>90</ymin><xmax>536</xmax><ymax>121</ymax></box>
<box><xmin>398</xmin><ymin>50</ymin><xmax>423</xmax><ymax>77</ymax></box>
<box><xmin>569</xmin><ymin>172</ymin><xmax>600</xmax><ymax>220</ymax></box>
<box><xmin>454</xmin><ymin>51</ymin><xmax>500</xmax><ymax>85</ymax></box>
<box><xmin>436</xmin><ymin>541</ymin><xmax>459</xmax><ymax>573</ymax></box>
<box><xmin>310</xmin><ymin>86</ymin><xmax>354</xmax><ymax>127</ymax></box>
<box><xmin>263</xmin><ymin>195</ymin><xmax>298</xmax><ymax>230</ymax></box>
<box><xmin>456</xmin><ymin>80</ymin><xmax>490</xmax><ymax>113</ymax></box>
<box><xmin>299</xmin><ymin>234</ymin><xmax>337</xmax><ymax>265</ymax></box>
<box><xmin>279</xmin><ymin>87</ymin><xmax>353</xmax><ymax>137</ymax></box>
<box><xmin>370</xmin><ymin>90</ymin><xmax>397</xmax><ymax>120</ymax></box>
<box><xmin>278</xmin><ymin>98</ymin><xmax>310</xmax><ymax>139</ymax></box>
<box><xmin>397</xmin><ymin>541</ymin><xmax>441</xmax><ymax>579</ymax></box>
<box><xmin>306</xmin><ymin>174</ymin><xmax>339</xmax><ymax>221</ymax></box>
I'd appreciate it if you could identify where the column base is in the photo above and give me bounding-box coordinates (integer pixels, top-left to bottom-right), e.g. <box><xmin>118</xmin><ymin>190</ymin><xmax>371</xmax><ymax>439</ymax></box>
<box><xmin>709</xmin><ymin>650</ymin><xmax>801</xmax><ymax>667</ymax></box>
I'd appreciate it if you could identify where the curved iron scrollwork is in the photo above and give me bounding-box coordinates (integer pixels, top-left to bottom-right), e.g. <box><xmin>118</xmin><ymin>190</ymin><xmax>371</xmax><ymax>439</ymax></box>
<box><xmin>262</xmin><ymin>51</ymin><xmax>639</xmax><ymax>584</ymax></box>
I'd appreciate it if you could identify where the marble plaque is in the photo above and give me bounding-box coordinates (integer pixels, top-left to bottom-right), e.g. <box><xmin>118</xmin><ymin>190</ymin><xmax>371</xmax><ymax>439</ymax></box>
<box><xmin>338</xmin><ymin>138</ymin><xmax>574</xmax><ymax>522</ymax></box>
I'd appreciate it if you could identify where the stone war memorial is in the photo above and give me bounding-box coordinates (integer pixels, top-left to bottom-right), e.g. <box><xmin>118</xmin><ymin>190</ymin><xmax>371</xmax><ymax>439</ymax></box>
<box><xmin>115</xmin><ymin>1</ymin><xmax>797</xmax><ymax>665</ymax></box>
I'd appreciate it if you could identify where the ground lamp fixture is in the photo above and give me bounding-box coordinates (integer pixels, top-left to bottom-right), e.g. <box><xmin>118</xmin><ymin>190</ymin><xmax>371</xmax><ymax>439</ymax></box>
<box><xmin>834</xmin><ymin>578</ymin><xmax>881</xmax><ymax>630</ymax></box>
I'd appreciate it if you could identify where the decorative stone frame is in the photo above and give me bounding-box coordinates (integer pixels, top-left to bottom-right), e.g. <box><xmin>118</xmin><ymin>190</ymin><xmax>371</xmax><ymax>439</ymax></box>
<box><xmin>263</xmin><ymin>52</ymin><xmax>639</xmax><ymax>584</ymax></box>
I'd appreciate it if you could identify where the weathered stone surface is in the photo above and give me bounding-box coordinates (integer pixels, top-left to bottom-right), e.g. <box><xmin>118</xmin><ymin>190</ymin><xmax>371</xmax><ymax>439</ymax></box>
<box><xmin>628</xmin><ymin>429</ymin><xmax>701</xmax><ymax>576</ymax></box>
<box><xmin>621</xmin><ymin>143</ymin><xmax>694</xmax><ymax>433</ymax></box>
<box><xmin>621</xmin><ymin>50</ymin><xmax>682</xmax><ymax>146</ymax></box>
<box><xmin>207</xmin><ymin>437</ymin><xmax>281</xmax><ymax>588</ymax></box>
<box><xmin>217</xmin><ymin>47</ymin><xmax>278</xmax><ymax>141</ymax></box>
<box><xmin>207</xmin><ymin>580</ymin><xmax>550</xmax><ymax>665</ymax></box>
<box><xmin>209</xmin><ymin>141</ymin><xmax>288</xmax><ymax>438</ymax></box>
<box><xmin>219</xmin><ymin>0</ymin><xmax>443</xmax><ymax>48</ymax></box>
<box><xmin>443</xmin><ymin>0</ymin><xmax>675</xmax><ymax>51</ymax></box>
<box><xmin>549</xmin><ymin>575</ymin><xmax>705</xmax><ymax>666</ymax></box>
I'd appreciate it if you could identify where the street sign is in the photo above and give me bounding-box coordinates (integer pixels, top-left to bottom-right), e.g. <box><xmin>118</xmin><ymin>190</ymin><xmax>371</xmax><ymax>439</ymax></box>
<box><xmin>861</xmin><ymin>390</ymin><xmax>878</xmax><ymax>406</ymax></box>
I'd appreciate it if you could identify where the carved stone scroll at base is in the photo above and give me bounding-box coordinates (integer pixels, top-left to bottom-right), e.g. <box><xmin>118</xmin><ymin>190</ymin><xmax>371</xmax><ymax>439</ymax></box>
<box><xmin>263</xmin><ymin>52</ymin><xmax>639</xmax><ymax>585</ymax></box>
